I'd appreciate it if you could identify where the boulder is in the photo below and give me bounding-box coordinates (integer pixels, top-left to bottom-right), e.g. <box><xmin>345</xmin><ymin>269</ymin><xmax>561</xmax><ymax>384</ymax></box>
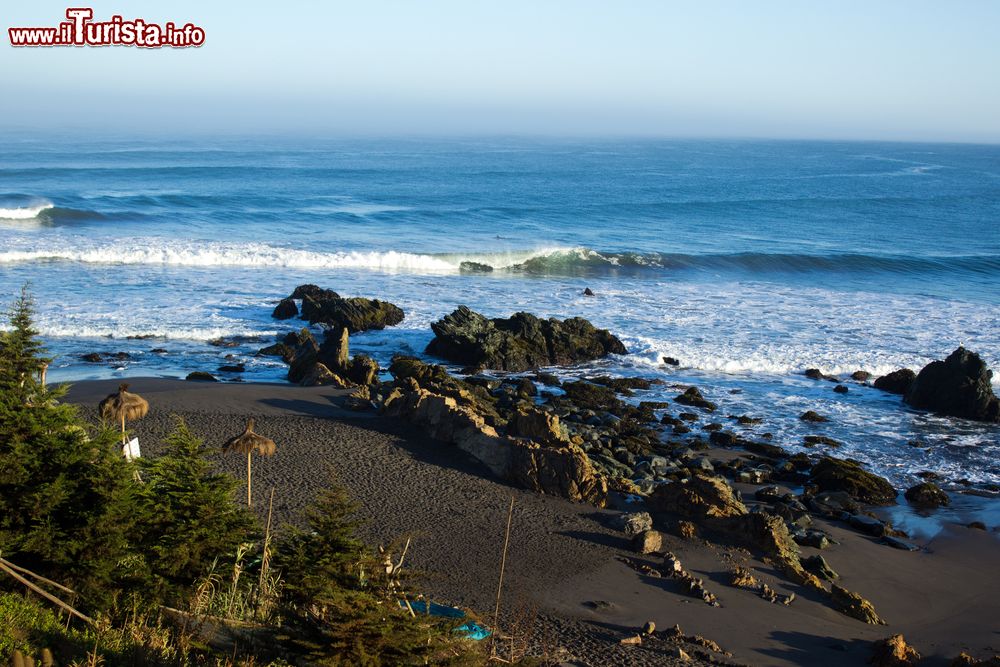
<box><xmin>425</xmin><ymin>306</ymin><xmax>627</xmax><ymax>372</ymax></box>
<box><xmin>317</xmin><ymin>326</ymin><xmax>350</xmax><ymax>371</ymax></box>
<box><xmin>870</xmin><ymin>634</ymin><xmax>920</xmax><ymax>666</ymax></box>
<box><xmin>185</xmin><ymin>371</ymin><xmax>218</xmax><ymax>382</ymax></box>
<box><xmin>271</xmin><ymin>297</ymin><xmax>298</xmax><ymax>320</ymax></box>
<box><xmin>298</xmin><ymin>363</ymin><xmax>350</xmax><ymax>388</ymax></box>
<box><xmin>508</xmin><ymin>440</ymin><xmax>608</xmax><ymax>506</ymax></box>
<box><xmin>831</xmin><ymin>584</ymin><xmax>885</xmax><ymax>624</ymax></box>
<box><xmin>459</xmin><ymin>261</ymin><xmax>493</xmax><ymax>273</ymax></box>
<box><xmin>81</xmin><ymin>352</ymin><xmax>103</xmax><ymax>362</ymax></box>
<box><xmin>800</xmin><ymin>410</ymin><xmax>829</xmax><ymax>423</ymax></box>
<box><xmin>852</xmin><ymin>371</ymin><xmax>873</xmax><ymax>382</ymax></box>
<box><xmin>810</xmin><ymin>458</ymin><xmax>897</xmax><ymax>505</ymax></box>
<box><xmin>674</xmin><ymin>387</ymin><xmax>717</xmax><ymax>412</ymax></box>
<box><xmin>347</xmin><ymin>354</ymin><xmax>380</xmax><ymax>386</ymax></box>
<box><xmin>560</xmin><ymin>381</ymin><xmax>626</xmax><ymax>415</ymax></box>
<box><xmin>299</xmin><ymin>290</ymin><xmax>404</xmax><ymax>333</ymax></box>
<box><xmin>615</xmin><ymin>512</ymin><xmax>653</xmax><ymax>536</ymax></box>
<box><xmin>291</xmin><ymin>284</ymin><xmax>335</xmax><ymax>300</ymax></box>
<box><xmin>632</xmin><ymin>530</ymin><xmax>663</xmax><ymax>555</ymax></box>
<box><xmin>904</xmin><ymin>482</ymin><xmax>950</xmax><ymax>508</ymax></box>
<box><xmin>507</xmin><ymin>407</ymin><xmax>566</xmax><ymax>445</ymax></box>
<box><xmin>286</xmin><ymin>329</ymin><xmax>321</xmax><ymax>384</ymax></box>
<box><xmin>648</xmin><ymin>474</ymin><xmax>748</xmax><ymax>519</ymax></box>
<box><xmin>904</xmin><ymin>347</ymin><xmax>1000</xmax><ymax>422</ymax></box>
<box><xmin>874</xmin><ymin>369</ymin><xmax>916</xmax><ymax>395</ymax></box>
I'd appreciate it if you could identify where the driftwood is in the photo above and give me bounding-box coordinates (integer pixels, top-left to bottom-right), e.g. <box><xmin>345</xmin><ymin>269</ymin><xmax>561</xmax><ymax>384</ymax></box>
<box><xmin>0</xmin><ymin>558</ymin><xmax>93</xmax><ymax>625</ymax></box>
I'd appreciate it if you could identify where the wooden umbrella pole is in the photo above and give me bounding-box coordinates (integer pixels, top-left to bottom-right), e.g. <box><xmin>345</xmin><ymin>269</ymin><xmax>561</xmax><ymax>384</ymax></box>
<box><xmin>121</xmin><ymin>414</ymin><xmax>127</xmax><ymax>446</ymax></box>
<box><xmin>247</xmin><ymin>451</ymin><xmax>253</xmax><ymax>507</ymax></box>
<box><xmin>491</xmin><ymin>496</ymin><xmax>515</xmax><ymax>657</ymax></box>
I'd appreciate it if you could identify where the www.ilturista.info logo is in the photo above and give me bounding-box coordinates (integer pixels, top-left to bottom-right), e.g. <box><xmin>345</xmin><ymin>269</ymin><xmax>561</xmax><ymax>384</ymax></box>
<box><xmin>8</xmin><ymin>8</ymin><xmax>205</xmax><ymax>48</ymax></box>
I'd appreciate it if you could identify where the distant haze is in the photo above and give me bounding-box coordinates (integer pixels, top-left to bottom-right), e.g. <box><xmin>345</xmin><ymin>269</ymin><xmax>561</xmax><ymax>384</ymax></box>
<box><xmin>2</xmin><ymin>0</ymin><xmax>999</xmax><ymax>142</ymax></box>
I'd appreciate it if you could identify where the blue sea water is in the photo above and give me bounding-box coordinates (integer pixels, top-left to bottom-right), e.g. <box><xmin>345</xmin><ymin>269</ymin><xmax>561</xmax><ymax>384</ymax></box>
<box><xmin>1</xmin><ymin>136</ymin><xmax>998</xmax><ymax>490</ymax></box>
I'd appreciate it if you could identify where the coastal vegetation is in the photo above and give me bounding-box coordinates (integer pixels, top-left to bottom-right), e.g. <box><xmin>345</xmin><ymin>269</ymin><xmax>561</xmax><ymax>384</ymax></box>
<box><xmin>0</xmin><ymin>289</ymin><xmax>485</xmax><ymax>665</ymax></box>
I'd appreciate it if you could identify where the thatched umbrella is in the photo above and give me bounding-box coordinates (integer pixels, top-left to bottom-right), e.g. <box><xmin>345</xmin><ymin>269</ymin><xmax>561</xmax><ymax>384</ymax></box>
<box><xmin>99</xmin><ymin>382</ymin><xmax>149</xmax><ymax>445</ymax></box>
<box><xmin>223</xmin><ymin>418</ymin><xmax>276</xmax><ymax>507</ymax></box>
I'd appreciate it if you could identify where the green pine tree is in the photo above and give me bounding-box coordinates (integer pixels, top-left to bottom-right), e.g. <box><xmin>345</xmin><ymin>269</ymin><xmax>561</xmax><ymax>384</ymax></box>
<box><xmin>0</xmin><ymin>288</ymin><xmax>137</xmax><ymax>610</ymax></box>
<box><xmin>133</xmin><ymin>417</ymin><xmax>257</xmax><ymax>601</ymax></box>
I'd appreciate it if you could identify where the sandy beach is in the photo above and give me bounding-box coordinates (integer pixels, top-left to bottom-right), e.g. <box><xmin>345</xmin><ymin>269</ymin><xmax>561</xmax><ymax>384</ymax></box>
<box><xmin>65</xmin><ymin>378</ymin><xmax>1000</xmax><ymax>667</ymax></box>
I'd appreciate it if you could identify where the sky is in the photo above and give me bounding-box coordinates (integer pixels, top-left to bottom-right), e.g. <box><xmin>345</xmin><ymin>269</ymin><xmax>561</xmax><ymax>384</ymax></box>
<box><xmin>2</xmin><ymin>0</ymin><xmax>999</xmax><ymax>142</ymax></box>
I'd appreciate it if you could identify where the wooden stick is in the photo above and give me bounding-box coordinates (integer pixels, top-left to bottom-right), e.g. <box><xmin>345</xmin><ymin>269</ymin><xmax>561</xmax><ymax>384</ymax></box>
<box><xmin>0</xmin><ymin>561</ymin><xmax>93</xmax><ymax>625</ymax></box>
<box><xmin>257</xmin><ymin>487</ymin><xmax>275</xmax><ymax>597</ymax></box>
<box><xmin>491</xmin><ymin>497</ymin><xmax>515</xmax><ymax>657</ymax></box>
<box><xmin>0</xmin><ymin>558</ymin><xmax>77</xmax><ymax>596</ymax></box>
<box><xmin>247</xmin><ymin>451</ymin><xmax>253</xmax><ymax>507</ymax></box>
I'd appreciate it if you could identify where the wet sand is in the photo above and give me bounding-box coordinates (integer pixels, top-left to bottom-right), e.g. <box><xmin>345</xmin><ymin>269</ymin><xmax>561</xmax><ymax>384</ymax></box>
<box><xmin>67</xmin><ymin>378</ymin><xmax>1000</xmax><ymax>666</ymax></box>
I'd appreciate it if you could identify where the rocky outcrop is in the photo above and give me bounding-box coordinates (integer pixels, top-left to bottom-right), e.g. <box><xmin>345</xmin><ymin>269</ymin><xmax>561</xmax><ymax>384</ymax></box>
<box><xmin>831</xmin><ymin>584</ymin><xmax>885</xmax><ymax>624</ymax></box>
<box><xmin>810</xmin><ymin>457</ymin><xmax>897</xmax><ymax>505</ymax></box>
<box><xmin>904</xmin><ymin>347</ymin><xmax>1000</xmax><ymax>422</ymax></box>
<box><xmin>874</xmin><ymin>369</ymin><xmax>916</xmax><ymax>395</ymax></box>
<box><xmin>870</xmin><ymin>635</ymin><xmax>919</xmax><ymax>665</ymax></box>
<box><xmin>283</xmin><ymin>326</ymin><xmax>377</xmax><ymax>388</ymax></box>
<box><xmin>425</xmin><ymin>306</ymin><xmax>627</xmax><ymax>372</ymax></box>
<box><xmin>381</xmin><ymin>357</ymin><xmax>607</xmax><ymax>506</ymax></box>
<box><xmin>271</xmin><ymin>297</ymin><xmax>298</xmax><ymax>320</ymax></box>
<box><xmin>648</xmin><ymin>474</ymin><xmax>748</xmax><ymax>519</ymax></box>
<box><xmin>904</xmin><ymin>482</ymin><xmax>949</xmax><ymax>508</ymax></box>
<box><xmin>274</xmin><ymin>285</ymin><xmax>404</xmax><ymax>333</ymax></box>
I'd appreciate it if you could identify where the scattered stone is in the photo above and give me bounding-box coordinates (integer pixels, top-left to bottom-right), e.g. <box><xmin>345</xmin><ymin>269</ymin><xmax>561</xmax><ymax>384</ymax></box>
<box><xmin>736</xmin><ymin>414</ymin><xmax>763</xmax><ymax>425</ymax></box>
<box><xmin>675</xmin><ymin>520</ymin><xmax>698</xmax><ymax>539</ymax></box>
<box><xmin>661</xmin><ymin>552</ymin><xmax>719</xmax><ymax>606</ymax></box>
<box><xmin>870</xmin><ymin>634</ymin><xmax>921</xmax><ymax>666</ymax></box>
<box><xmin>810</xmin><ymin>457</ymin><xmax>897</xmax><ymax>505</ymax></box>
<box><xmin>834</xmin><ymin>384</ymin><xmax>849</xmax><ymax>394</ymax></box>
<box><xmin>880</xmin><ymin>536</ymin><xmax>919</xmax><ymax>551</ymax></box>
<box><xmin>425</xmin><ymin>306</ymin><xmax>627</xmax><ymax>372</ymax></box>
<box><xmin>533</xmin><ymin>372</ymin><xmax>562</xmax><ymax>387</ymax></box>
<box><xmin>802</xmin><ymin>555</ymin><xmax>838</xmax><ymax>581</ymax></box>
<box><xmin>583</xmin><ymin>287</ymin><xmax>595</xmax><ymax>296</ymax></box>
<box><xmin>151</xmin><ymin>348</ymin><xmax>168</xmax><ymax>354</ymax></box>
<box><xmin>904</xmin><ymin>482</ymin><xmax>950</xmax><ymax>508</ymax></box>
<box><xmin>874</xmin><ymin>369</ymin><xmax>916</xmax><ymax>395</ymax></box>
<box><xmin>633</xmin><ymin>529</ymin><xmax>663</xmax><ymax>555</ymax></box>
<box><xmin>615</xmin><ymin>512</ymin><xmax>653</xmax><ymax>536</ymax></box>
<box><xmin>730</xmin><ymin>566</ymin><xmax>759</xmax><ymax>588</ymax></box>
<box><xmin>849</xmin><ymin>514</ymin><xmax>888</xmax><ymax>537</ymax></box>
<box><xmin>81</xmin><ymin>352</ymin><xmax>103</xmax><ymax>362</ymax></box>
<box><xmin>663</xmin><ymin>356</ymin><xmax>680</xmax><ymax>366</ymax></box>
<box><xmin>852</xmin><ymin>371</ymin><xmax>873</xmax><ymax>382</ymax></box>
<box><xmin>805</xmin><ymin>368</ymin><xmax>838</xmax><ymax>381</ymax></box>
<box><xmin>905</xmin><ymin>347</ymin><xmax>1000</xmax><ymax>423</ymax></box>
<box><xmin>619</xmin><ymin>635</ymin><xmax>642</xmax><ymax>646</ymax></box>
<box><xmin>271</xmin><ymin>297</ymin><xmax>298</xmax><ymax>320</ymax></box>
<box><xmin>830</xmin><ymin>584</ymin><xmax>885</xmax><ymax>624</ymax></box>
<box><xmin>256</xmin><ymin>342</ymin><xmax>290</xmax><ymax>358</ymax></box>
<box><xmin>674</xmin><ymin>386</ymin><xmax>717</xmax><ymax>412</ymax></box>
<box><xmin>641</xmin><ymin>620</ymin><xmax>656</xmax><ymax>635</ymax></box>
<box><xmin>583</xmin><ymin>600</ymin><xmax>615</xmax><ymax>610</ymax></box>
<box><xmin>800</xmin><ymin>410</ymin><xmax>829</xmax><ymax>423</ymax></box>
<box><xmin>185</xmin><ymin>371</ymin><xmax>218</xmax><ymax>382</ymax></box>
<box><xmin>804</xmin><ymin>435</ymin><xmax>842</xmax><ymax>448</ymax></box>
<box><xmin>217</xmin><ymin>363</ymin><xmax>245</xmax><ymax>373</ymax></box>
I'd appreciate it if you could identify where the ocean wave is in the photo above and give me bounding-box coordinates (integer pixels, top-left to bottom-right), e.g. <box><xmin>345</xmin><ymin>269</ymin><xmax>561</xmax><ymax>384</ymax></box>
<box><xmin>0</xmin><ymin>202</ymin><xmax>55</xmax><ymax>220</ymax></box>
<box><xmin>0</xmin><ymin>240</ymin><xmax>997</xmax><ymax>277</ymax></box>
<box><xmin>34</xmin><ymin>323</ymin><xmax>280</xmax><ymax>343</ymax></box>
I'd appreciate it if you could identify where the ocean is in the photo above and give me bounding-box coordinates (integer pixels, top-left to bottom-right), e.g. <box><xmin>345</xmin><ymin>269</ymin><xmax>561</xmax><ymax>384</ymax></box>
<box><xmin>1</xmin><ymin>136</ymin><xmax>998</xmax><ymax>494</ymax></box>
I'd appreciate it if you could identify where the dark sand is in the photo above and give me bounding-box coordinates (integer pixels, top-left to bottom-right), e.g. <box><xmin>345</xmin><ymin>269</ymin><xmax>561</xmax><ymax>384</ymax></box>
<box><xmin>67</xmin><ymin>378</ymin><xmax>1000</xmax><ymax>666</ymax></box>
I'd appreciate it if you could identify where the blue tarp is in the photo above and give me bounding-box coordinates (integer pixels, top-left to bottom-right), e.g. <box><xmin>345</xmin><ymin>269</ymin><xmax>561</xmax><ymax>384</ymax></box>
<box><xmin>398</xmin><ymin>600</ymin><xmax>491</xmax><ymax>641</ymax></box>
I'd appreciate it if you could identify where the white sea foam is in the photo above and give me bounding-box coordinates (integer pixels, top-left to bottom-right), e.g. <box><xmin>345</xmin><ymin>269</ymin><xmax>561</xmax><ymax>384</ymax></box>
<box><xmin>0</xmin><ymin>203</ymin><xmax>54</xmax><ymax>220</ymax></box>
<box><xmin>0</xmin><ymin>239</ymin><xmax>576</xmax><ymax>273</ymax></box>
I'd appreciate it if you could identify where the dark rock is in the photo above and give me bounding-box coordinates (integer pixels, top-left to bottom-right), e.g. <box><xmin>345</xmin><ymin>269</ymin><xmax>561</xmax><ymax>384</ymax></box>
<box><xmin>459</xmin><ymin>261</ymin><xmax>494</xmax><ymax>273</ymax></box>
<box><xmin>674</xmin><ymin>386</ymin><xmax>717</xmax><ymax>412</ymax></box>
<box><xmin>217</xmin><ymin>364</ymin><xmax>245</xmax><ymax>373</ymax></box>
<box><xmin>810</xmin><ymin>457</ymin><xmax>897</xmax><ymax>505</ymax></box>
<box><xmin>851</xmin><ymin>371</ymin><xmax>872</xmax><ymax>382</ymax></box>
<box><xmin>317</xmin><ymin>327</ymin><xmax>350</xmax><ymax>371</ymax></box>
<box><xmin>702</xmin><ymin>422</ymin><xmax>723</xmax><ymax>432</ymax></box>
<box><xmin>81</xmin><ymin>352</ymin><xmax>103</xmax><ymax>362</ymax></box>
<box><xmin>614</xmin><ymin>511</ymin><xmax>653</xmax><ymax>536</ymax></box>
<box><xmin>648</xmin><ymin>474</ymin><xmax>748</xmax><ymax>519</ymax></box>
<box><xmin>583</xmin><ymin>287</ymin><xmax>595</xmax><ymax>296</ymax></box>
<box><xmin>745</xmin><ymin>441</ymin><xmax>788</xmax><ymax>459</ymax></box>
<box><xmin>678</xmin><ymin>412</ymin><xmax>699</xmax><ymax>422</ymax></box>
<box><xmin>904</xmin><ymin>347</ymin><xmax>1000</xmax><ymax>422</ymax></box>
<box><xmin>904</xmin><ymin>482</ymin><xmax>950</xmax><ymax>508</ymax></box>
<box><xmin>533</xmin><ymin>372</ymin><xmax>562</xmax><ymax>387</ymax></box>
<box><xmin>831</xmin><ymin>585</ymin><xmax>885</xmax><ymax>624</ymax></box>
<box><xmin>256</xmin><ymin>343</ymin><xmax>291</xmax><ymax>359</ymax></box>
<box><xmin>874</xmin><ymin>369</ymin><xmax>916</xmax><ymax>395</ymax></box>
<box><xmin>805</xmin><ymin>368</ymin><xmax>838</xmax><ymax>381</ymax></box>
<box><xmin>834</xmin><ymin>384</ymin><xmax>849</xmax><ymax>394</ymax></box>
<box><xmin>507</xmin><ymin>407</ymin><xmax>566</xmax><ymax>445</ymax></box>
<box><xmin>347</xmin><ymin>354</ymin><xmax>380</xmax><ymax>386</ymax></box>
<box><xmin>150</xmin><ymin>348</ymin><xmax>168</xmax><ymax>354</ymax></box>
<box><xmin>793</xmin><ymin>529</ymin><xmax>831</xmax><ymax>549</ymax></box>
<box><xmin>663</xmin><ymin>356</ymin><xmax>680</xmax><ymax>366</ymax></box>
<box><xmin>807</xmin><ymin>490</ymin><xmax>860</xmax><ymax>516</ymax></box>
<box><xmin>109</xmin><ymin>352</ymin><xmax>131</xmax><ymax>361</ymax></box>
<box><xmin>870</xmin><ymin>634</ymin><xmax>920</xmax><ymax>666</ymax></box>
<box><xmin>588</xmin><ymin>375</ymin><xmax>655</xmax><ymax>394</ymax></box>
<box><xmin>709</xmin><ymin>431</ymin><xmax>737</xmax><ymax>447</ymax></box>
<box><xmin>271</xmin><ymin>297</ymin><xmax>298</xmax><ymax>320</ymax></box>
<box><xmin>290</xmin><ymin>284</ymin><xmax>336</xmax><ymax>300</ymax></box>
<box><xmin>800</xmin><ymin>410</ymin><xmax>829</xmax><ymax>423</ymax></box>
<box><xmin>848</xmin><ymin>514</ymin><xmax>887</xmax><ymax>536</ymax></box>
<box><xmin>967</xmin><ymin>521</ymin><xmax>987</xmax><ymax>531</ymax></box>
<box><xmin>804</xmin><ymin>435</ymin><xmax>842</xmax><ymax>448</ymax></box>
<box><xmin>802</xmin><ymin>555</ymin><xmax>838</xmax><ymax>581</ymax></box>
<box><xmin>301</xmin><ymin>292</ymin><xmax>404</xmax><ymax>333</ymax></box>
<box><xmin>425</xmin><ymin>306</ymin><xmax>627</xmax><ymax>372</ymax></box>
<box><xmin>186</xmin><ymin>371</ymin><xmax>218</xmax><ymax>382</ymax></box>
<box><xmin>754</xmin><ymin>485</ymin><xmax>782</xmax><ymax>502</ymax></box>
<box><xmin>880</xmin><ymin>536</ymin><xmax>919</xmax><ymax>551</ymax></box>
<box><xmin>736</xmin><ymin>415</ymin><xmax>763</xmax><ymax>425</ymax></box>
<box><xmin>560</xmin><ymin>381</ymin><xmax>625</xmax><ymax>414</ymax></box>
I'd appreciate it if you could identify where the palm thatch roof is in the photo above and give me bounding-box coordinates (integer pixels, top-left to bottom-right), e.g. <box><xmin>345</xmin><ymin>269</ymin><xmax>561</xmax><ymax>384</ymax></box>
<box><xmin>99</xmin><ymin>383</ymin><xmax>149</xmax><ymax>423</ymax></box>
<box><xmin>223</xmin><ymin>418</ymin><xmax>276</xmax><ymax>457</ymax></box>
